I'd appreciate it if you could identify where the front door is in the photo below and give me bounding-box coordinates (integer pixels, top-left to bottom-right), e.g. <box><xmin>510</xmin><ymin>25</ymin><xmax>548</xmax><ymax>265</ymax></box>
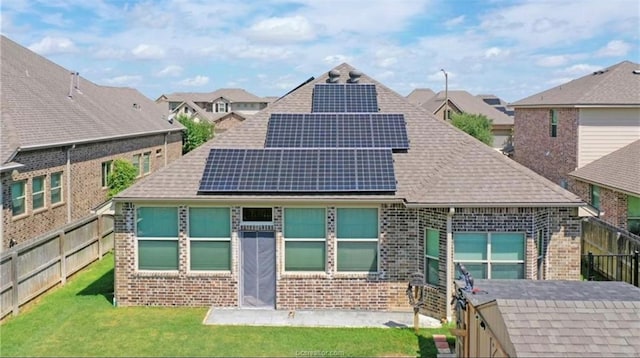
<box><xmin>240</xmin><ymin>231</ymin><xmax>276</xmax><ymax>308</ymax></box>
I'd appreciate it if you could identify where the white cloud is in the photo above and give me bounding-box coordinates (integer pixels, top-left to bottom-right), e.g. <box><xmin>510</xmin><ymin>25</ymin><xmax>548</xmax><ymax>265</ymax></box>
<box><xmin>179</xmin><ymin>75</ymin><xmax>209</xmax><ymax>86</ymax></box>
<box><xmin>596</xmin><ymin>40</ymin><xmax>631</xmax><ymax>57</ymax></box>
<box><xmin>92</xmin><ymin>47</ymin><xmax>126</xmax><ymax>60</ymax></box>
<box><xmin>28</xmin><ymin>36</ymin><xmax>77</xmax><ymax>55</ymax></box>
<box><xmin>323</xmin><ymin>55</ymin><xmax>352</xmax><ymax>65</ymax></box>
<box><xmin>246</xmin><ymin>15</ymin><xmax>316</xmax><ymax>43</ymax></box>
<box><xmin>156</xmin><ymin>65</ymin><xmax>183</xmax><ymax>77</ymax></box>
<box><xmin>484</xmin><ymin>47</ymin><xmax>510</xmax><ymax>59</ymax></box>
<box><xmin>536</xmin><ymin>55</ymin><xmax>570</xmax><ymax>67</ymax></box>
<box><xmin>445</xmin><ymin>15</ymin><xmax>465</xmax><ymax>28</ymax></box>
<box><xmin>104</xmin><ymin>75</ymin><xmax>143</xmax><ymax>86</ymax></box>
<box><xmin>560</xmin><ymin>63</ymin><xmax>602</xmax><ymax>77</ymax></box>
<box><xmin>131</xmin><ymin>44</ymin><xmax>165</xmax><ymax>60</ymax></box>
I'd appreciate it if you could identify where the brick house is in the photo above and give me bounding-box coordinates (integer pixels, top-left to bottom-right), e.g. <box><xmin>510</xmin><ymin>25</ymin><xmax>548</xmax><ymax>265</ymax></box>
<box><xmin>569</xmin><ymin>140</ymin><xmax>640</xmax><ymax>236</ymax></box>
<box><xmin>511</xmin><ymin>60</ymin><xmax>640</xmax><ymax>189</ymax></box>
<box><xmin>0</xmin><ymin>35</ymin><xmax>184</xmax><ymax>250</ymax></box>
<box><xmin>113</xmin><ymin>64</ymin><xmax>584</xmax><ymax>320</ymax></box>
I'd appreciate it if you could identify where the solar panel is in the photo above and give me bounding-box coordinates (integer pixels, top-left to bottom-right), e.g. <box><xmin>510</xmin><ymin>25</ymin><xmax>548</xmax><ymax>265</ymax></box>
<box><xmin>198</xmin><ymin>148</ymin><xmax>396</xmax><ymax>193</ymax></box>
<box><xmin>311</xmin><ymin>84</ymin><xmax>378</xmax><ymax>113</ymax></box>
<box><xmin>264</xmin><ymin>113</ymin><xmax>409</xmax><ymax>150</ymax></box>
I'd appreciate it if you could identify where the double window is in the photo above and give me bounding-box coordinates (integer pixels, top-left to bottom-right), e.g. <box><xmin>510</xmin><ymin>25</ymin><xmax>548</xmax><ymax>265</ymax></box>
<box><xmin>188</xmin><ymin>207</ymin><xmax>231</xmax><ymax>271</ymax></box>
<box><xmin>454</xmin><ymin>232</ymin><xmax>525</xmax><ymax>279</ymax></box>
<box><xmin>136</xmin><ymin>207</ymin><xmax>179</xmax><ymax>271</ymax></box>
<box><xmin>336</xmin><ymin>208</ymin><xmax>378</xmax><ymax>272</ymax></box>
<box><xmin>628</xmin><ymin>195</ymin><xmax>640</xmax><ymax>235</ymax></box>
<box><xmin>549</xmin><ymin>109</ymin><xmax>558</xmax><ymax>137</ymax></box>
<box><xmin>425</xmin><ymin>228</ymin><xmax>440</xmax><ymax>285</ymax></box>
<box><xmin>284</xmin><ymin>208</ymin><xmax>326</xmax><ymax>271</ymax></box>
<box><xmin>132</xmin><ymin>153</ymin><xmax>151</xmax><ymax>177</ymax></box>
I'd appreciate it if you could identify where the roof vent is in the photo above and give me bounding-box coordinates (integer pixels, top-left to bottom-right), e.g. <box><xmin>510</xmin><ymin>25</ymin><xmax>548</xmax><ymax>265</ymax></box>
<box><xmin>68</xmin><ymin>71</ymin><xmax>76</xmax><ymax>98</ymax></box>
<box><xmin>133</xmin><ymin>103</ymin><xmax>141</xmax><ymax>110</ymax></box>
<box><xmin>592</xmin><ymin>69</ymin><xmax>608</xmax><ymax>75</ymax></box>
<box><xmin>74</xmin><ymin>72</ymin><xmax>81</xmax><ymax>92</ymax></box>
<box><xmin>347</xmin><ymin>70</ymin><xmax>362</xmax><ymax>83</ymax></box>
<box><xmin>326</xmin><ymin>70</ymin><xmax>340</xmax><ymax>83</ymax></box>
<box><xmin>633</xmin><ymin>70</ymin><xmax>640</xmax><ymax>75</ymax></box>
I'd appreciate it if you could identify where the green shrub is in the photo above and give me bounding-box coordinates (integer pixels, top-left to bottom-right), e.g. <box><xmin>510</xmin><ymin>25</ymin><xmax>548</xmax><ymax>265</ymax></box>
<box><xmin>107</xmin><ymin>159</ymin><xmax>138</xmax><ymax>198</ymax></box>
<box><xmin>177</xmin><ymin>114</ymin><xmax>214</xmax><ymax>154</ymax></box>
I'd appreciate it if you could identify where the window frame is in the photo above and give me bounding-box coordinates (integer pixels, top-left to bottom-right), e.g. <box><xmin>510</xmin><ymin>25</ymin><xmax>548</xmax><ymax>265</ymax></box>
<box><xmin>187</xmin><ymin>206</ymin><xmax>232</xmax><ymax>272</ymax></box>
<box><xmin>132</xmin><ymin>154</ymin><xmax>141</xmax><ymax>177</ymax></box>
<box><xmin>142</xmin><ymin>152</ymin><xmax>151</xmax><ymax>175</ymax></box>
<box><xmin>32</xmin><ymin>175</ymin><xmax>46</xmax><ymax>212</ymax></box>
<box><xmin>536</xmin><ymin>229</ymin><xmax>545</xmax><ymax>280</ymax></box>
<box><xmin>283</xmin><ymin>207</ymin><xmax>327</xmax><ymax>272</ymax></box>
<box><xmin>101</xmin><ymin>160</ymin><xmax>113</xmax><ymax>188</ymax></box>
<box><xmin>453</xmin><ymin>232</ymin><xmax>526</xmax><ymax>279</ymax></box>
<box><xmin>425</xmin><ymin>228</ymin><xmax>440</xmax><ymax>286</ymax></box>
<box><xmin>50</xmin><ymin>171</ymin><xmax>63</xmax><ymax>206</ymax></box>
<box><xmin>549</xmin><ymin>109</ymin><xmax>558</xmax><ymax>137</ymax></box>
<box><xmin>627</xmin><ymin>195</ymin><xmax>640</xmax><ymax>235</ymax></box>
<box><xmin>591</xmin><ymin>184</ymin><xmax>601</xmax><ymax>211</ymax></box>
<box><xmin>11</xmin><ymin>180</ymin><xmax>27</xmax><ymax>217</ymax></box>
<box><xmin>135</xmin><ymin>206</ymin><xmax>180</xmax><ymax>272</ymax></box>
<box><xmin>336</xmin><ymin>207</ymin><xmax>379</xmax><ymax>273</ymax></box>
<box><xmin>240</xmin><ymin>207</ymin><xmax>273</xmax><ymax>226</ymax></box>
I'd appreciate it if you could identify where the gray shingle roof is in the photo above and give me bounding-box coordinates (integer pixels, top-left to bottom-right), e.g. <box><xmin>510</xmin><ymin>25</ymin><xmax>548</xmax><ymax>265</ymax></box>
<box><xmin>159</xmin><ymin>88</ymin><xmax>269</xmax><ymax>104</ymax></box>
<box><xmin>117</xmin><ymin>63</ymin><xmax>583</xmax><ymax>207</ymax></box>
<box><xmin>406</xmin><ymin>88</ymin><xmax>436</xmax><ymax>107</ymax></box>
<box><xmin>512</xmin><ymin>60</ymin><xmax>640</xmax><ymax>107</ymax></box>
<box><xmin>460</xmin><ymin>280</ymin><xmax>640</xmax><ymax>357</ymax></box>
<box><xmin>569</xmin><ymin>139</ymin><xmax>640</xmax><ymax>196</ymax></box>
<box><xmin>421</xmin><ymin>90</ymin><xmax>514</xmax><ymax>125</ymax></box>
<box><xmin>0</xmin><ymin>35</ymin><xmax>183</xmax><ymax>165</ymax></box>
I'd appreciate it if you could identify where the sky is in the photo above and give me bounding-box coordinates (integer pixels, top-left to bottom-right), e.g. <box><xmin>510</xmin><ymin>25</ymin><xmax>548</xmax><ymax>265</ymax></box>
<box><xmin>1</xmin><ymin>0</ymin><xmax>639</xmax><ymax>103</ymax></box>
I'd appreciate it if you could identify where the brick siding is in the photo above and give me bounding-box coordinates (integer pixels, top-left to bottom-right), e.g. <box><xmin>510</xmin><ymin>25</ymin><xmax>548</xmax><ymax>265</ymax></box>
<box><xmin>573</xmin><ymin>180</ymin><xmax>629</xmax><ymax>230</ymax></box>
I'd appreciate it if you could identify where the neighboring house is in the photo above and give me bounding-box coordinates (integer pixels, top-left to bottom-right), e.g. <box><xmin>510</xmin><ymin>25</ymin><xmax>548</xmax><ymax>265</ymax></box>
<box><xmin>156</xmin><ymin>88</ymin><xmax>273</xmax><ymax>133</ymax></box>
<box><xmin>452</xmin><ymin>279</ymin><xmax>640</xmax><ymax>357</ymax></box>
<box><xmin>0</xmin><ymin>35</ymin><xmax>184</xmax><ymax>250</ymax></box>
<box><xmin>476</xmin><ymin>94</ymin><xmax>514</xmax><ymax>117</ymax></box>
<box><xmin>418</xmin><ymin>90</ymin><xmax>514</xmax><ymax>149</ymax></box>
<box><xmin>406</xmin><ymin>88</ymin><xmax>436</xmax><ymax>107</ymax></box>
<box><xmin>113</xmin><ymin>63</ymin><xmax>584</xmax><ymax>320</ymax></box>
<box><xmin>569</xmin><ymin>140</ymin><xmax>640</xmax><ymax>236</ymax></box>
<box><xmin>511</xmin><ymin>60</ymin><xmax>640</xmax><ymax>189</ymax></box>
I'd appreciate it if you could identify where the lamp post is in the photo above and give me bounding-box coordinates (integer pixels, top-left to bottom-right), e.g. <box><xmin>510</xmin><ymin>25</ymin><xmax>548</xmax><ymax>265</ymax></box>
<box><xmin>440</xmin><ymin>69</ymin><xmax>449</xmax><ymax>121</ymax></box>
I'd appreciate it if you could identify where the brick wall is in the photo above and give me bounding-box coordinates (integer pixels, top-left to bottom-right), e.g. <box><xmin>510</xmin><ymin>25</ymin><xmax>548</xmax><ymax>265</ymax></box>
<box><xmin>573</xmin><ymin>180</ymin><xmax>628</xmax><ymax>230</ymax></box>
<box><xmin>513</xmin><ymin>108</ymin><xmax>579</xmax><ymax>186</ymax></box>
<box><xmin>2</xmin><ymin>132</ymin><xmax>182</xmax><ymax>248</ymax></box>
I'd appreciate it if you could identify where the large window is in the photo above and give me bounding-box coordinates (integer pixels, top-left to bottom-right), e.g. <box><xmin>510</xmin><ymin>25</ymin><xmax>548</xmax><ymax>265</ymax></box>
<box><xmin>50</xmin><ymin>172</ymin><xmax>63</xmax><ymax>205</ymax></box>
<box><xmin>11</xmin><ymin>180</ymin><xmax>26</xmax><ymax>216</ymax></box>
<box><xmin>336</xmin><ymin>208</ymin><xmax>378</xmax><ymax>272</ymax></box>
<box><xmin>284</xmin><ymin>208</ymin><xmax>326</xmax><ymax>271</ymax></box>
<box><xmin>591</xmin><ymin>185</ymin><xmax>600</xmax><ymax>211</ymax></box>
<box><xmin>549</xmin><ymin>109</ymin><xmax>558</xmax><ymax>137</ymax></box>
<box><xmin>454</xmin><ymin>232</ymin><xmax>525</xmax><ymax>279</ymax></box>
<box><xmin>32</xmin><ymin>176</ymin><xmax>45</xmax><ymax>210</ymax></box>
<box><xmin>188</xmin><ymin>207</ymin><xmax>231</xmax><ymax>271</ymax></box>
<box><xmin>425</xmin><ymin>228</ymin><xmax>440</xmax><ymax>285</ymax></box>
<box><xmin>136</xmin><ymin>207</ymin><xmax>179</xmax><ymax>271</ymax></box>
<box><xmin>628</xmin><ymin>195</ymin><xmax>640</xmax><ymax>235</ymax></box>
<box><xmin>101</xmin><ymin>161</ymin><xmax>112</xmax><ymax>188</ymax></box>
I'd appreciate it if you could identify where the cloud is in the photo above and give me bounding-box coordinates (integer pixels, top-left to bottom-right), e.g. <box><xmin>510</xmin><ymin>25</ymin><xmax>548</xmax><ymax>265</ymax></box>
<box><xmin>28</xmin><ymin>36</ymin><xmax>77</xmax><ymax>55</ymax></box>
<box><xmin>596</xmin><ymin>40</ymin><xmax>631</xmax><ymax>57</ymax></box>
<box><xmin>536</xmin><ymin>55</ymin><xmax>570</xmax><ymax>67</ymax></box>
<box><xmin>484</xmin><ymin>47</ymin><xmax>510</xmax><ymax>59</ymax></box>
<box><xmin>246</xmin><ymin>15</ymin><xmax>316</xmax><ymax>43</ymax></box>
<box><xmin>324</xmin><ymin>55</ymin><xmax>352</xmax><ymax>65</ymax></box>
<box><xmin>560</xmin><ymin>63</ymin><xmax>602</xmax><ymax>77</ymax></box>
<box><xmin>92</xmin><ymin>47</ymin><xmax>126</xmax><ymax>60</ymax></box>
<box><xmin>156</xmin><ymin>65</ymin><xmax>183</xmax><ymax>77</ymax></box>
<box><xmin>179</xmin><ymin>75</ymin><xmax>209</xmax><ymax>86</ymax></box>
<box><xmin>131</xmin><ymin>44</ymin><xmax>165</xmax><ymax>60</ymax></box>
<box><xmin>445</xmin><ymin>15</ymin><xmax>465</xmax><ymax>28</ymax></box>
<box><xmin>104</xmin><ymin>75</ymin><xmax>143</xmax><ymax>86</ymax></box>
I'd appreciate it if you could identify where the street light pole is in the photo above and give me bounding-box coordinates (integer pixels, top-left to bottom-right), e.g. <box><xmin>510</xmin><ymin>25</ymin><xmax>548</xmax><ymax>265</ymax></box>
<box><xmin>440</xmin><ymin>69</ymin><xmax>448</xmax><ymax>121</ymax></box>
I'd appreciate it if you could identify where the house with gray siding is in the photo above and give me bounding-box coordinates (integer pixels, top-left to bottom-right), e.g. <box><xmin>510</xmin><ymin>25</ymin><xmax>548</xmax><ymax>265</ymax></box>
<box><xmin>113</xmin><ymin>64</ymin><xmax>584</xmax><ymax>320</ymax></box>
<box><xmin>0</xmin><ymin>35</ymin><xmax>184</xmax><ymax>250</ymax></box>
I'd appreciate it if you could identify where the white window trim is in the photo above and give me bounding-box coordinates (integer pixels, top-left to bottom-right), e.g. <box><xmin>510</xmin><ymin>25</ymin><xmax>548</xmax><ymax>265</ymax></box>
<box><xmin>50</xmin><ymin>172</ymin><xmax>64</xmax><ymax>206</ymax></box>
<box><xmin>186</xmin><ymin>206</ymin><xmax>232</xmax><ymax>273</ymax></box>
<box><xmin>335</xmin><ymin>207</ymin><xmax>380</xmax><ymax>274</ymax></box>
<box><xmin>135</xmin><ymin>206</ymin><xmax>180</xmax><ymax>273</ymax></box>
<box><xmin>453</xmin><ymin>232</ymin><xmax>526</xmax><ymax>279</ymax></box>
<box><xmin>11</xmin><ymin>180</ymin><xmax>27</xmax><ymax>218</ymax></box>
<box><xmin>142</xmin><ymin>152</ymin><xmax>151</xmax><ymax>175</ymax></box>
<box><xmin>32</xmin><ymin>175</ymin><xmax>47</xmax><ymax>213</ymax></box>
<box><xmin>282</xmin><ymin>207</ymin><xmax>327</xmax><ymax>273</ymax></box>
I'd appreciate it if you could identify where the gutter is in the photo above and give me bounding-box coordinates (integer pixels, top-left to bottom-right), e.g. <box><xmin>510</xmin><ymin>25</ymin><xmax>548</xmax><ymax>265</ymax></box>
<box><xmin>403</xmin><ymin>201</ymin><xmax>585</xmax><ymax>208</ymax></box>
<box><xmin>112</xmin><ymin>196</ymin><xmax>405</xmax><ymax>205</ymax></box>
<box><xmin>0</xmin><ymin>162</ymin><xmax>25</xmax><ymax>173</ymax></box>
<box><xmin>446</xmin><ymin>207</ymin><xmax>455</xmax><ymax>322</ymax></box>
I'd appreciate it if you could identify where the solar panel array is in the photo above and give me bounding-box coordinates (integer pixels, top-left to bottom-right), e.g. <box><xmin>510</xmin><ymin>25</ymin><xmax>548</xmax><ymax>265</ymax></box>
<box><xmin>264</xmin><ymin>113</ymin><xmax>409</xmax><ymax>150</ymax></box>
<box><xmin>198</xmin><ymin>148</ymin><xmax>396</xmax><ymax>193</ymax></box>
<box><xmin>311</xmin><ymin>84</ymin><xmax>378</xmax><ymax>112</ymax></box>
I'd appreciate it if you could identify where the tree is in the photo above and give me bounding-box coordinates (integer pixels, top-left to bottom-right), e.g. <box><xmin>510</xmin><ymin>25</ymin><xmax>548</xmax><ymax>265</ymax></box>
<box><xmin>450</xmin><ymin>112</ymin><xmax>494</xmax><ymax>146</ymax></box>
<box><xmin>177</xmin><ymin>114</ymin><xmax>214</xmax><ymax>154</ymax></box>
<box><xmin>107</xmin><ymin>159</ymin><xmax>138</xmax><ymax>198</ymax></box>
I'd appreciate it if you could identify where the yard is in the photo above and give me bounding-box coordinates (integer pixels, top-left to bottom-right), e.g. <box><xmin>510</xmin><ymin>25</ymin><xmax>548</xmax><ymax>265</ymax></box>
<box><xmin>1</xmin><ymin>253</ymin><xmax>453</xmax><ymax>357</ymax></box>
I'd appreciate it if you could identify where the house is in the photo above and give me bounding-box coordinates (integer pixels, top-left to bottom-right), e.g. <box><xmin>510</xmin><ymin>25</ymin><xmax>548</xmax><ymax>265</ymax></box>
<box><xmin>406</xmin><ymin>88</ymin><xmax>436</xmax><ymax>107</ymax></box>
<box><xmin>0</xmin><ymin>35</ymin><xmax>184</xmax><ymax>250</ymax></box>
<box><xmin>156</xmin><ymin>88</ymin><xmax>274</xmax><ymax>132</ymax></box>
<box><xmin>113</xmin><ymin>64</ymin><xmax>584</xmax><ymax>320</ymax></box>
<box><xmin>417</xmin><ymin>90</ymin><xmax>514</xmax><ymax>150</ymax></box>
<box><xmin>476</xmin><ymin>94</ymin><xmax>514</xmax><ymax>117</ymax></box>
<box><xmin>569</xmin><ymin>139</ymin><xmax>640</xmax><ymax>236</ymax></box>
<box><xmin>511</xmin><ymin>60</ymin><xmax>640</xmax><ymax>189</ymax></box>
<box><xmin>452</xmin><ymin>279</ymin><xmax>640</xmax><ymax>357</ymax></box>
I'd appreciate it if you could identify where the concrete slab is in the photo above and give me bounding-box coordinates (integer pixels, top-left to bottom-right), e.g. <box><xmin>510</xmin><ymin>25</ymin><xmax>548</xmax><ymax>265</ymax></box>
<box><xmin>204</xmin><ymin>308</ymin><xmax>442</xmax><ymax>328</ymax></box>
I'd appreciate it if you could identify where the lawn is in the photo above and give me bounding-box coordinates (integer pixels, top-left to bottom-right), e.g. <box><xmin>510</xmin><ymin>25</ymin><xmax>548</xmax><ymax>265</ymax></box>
<box><xmin>0</xmin><ymin>253</ymin><xmax>453</xmax><ymax>357</ymax></box>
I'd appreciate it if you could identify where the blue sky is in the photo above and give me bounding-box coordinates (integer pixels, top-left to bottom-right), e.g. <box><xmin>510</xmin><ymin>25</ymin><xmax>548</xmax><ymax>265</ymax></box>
<box><xmin>1</xmin><ymin>0</ymin><xmax>638</xmax><ymax>103</ymax></box>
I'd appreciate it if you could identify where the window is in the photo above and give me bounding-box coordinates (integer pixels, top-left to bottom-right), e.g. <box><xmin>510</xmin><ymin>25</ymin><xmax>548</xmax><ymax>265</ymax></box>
<box><xmin>549</xmin><ymin>109</ymin><xmax>558</xmax><ymax>137</ymax></box>
<box><xmin>536</xmin><ymin>229</ymin><xmax>544</xmax><ymax>280</ymax></box>
<box><xmin>32</xmin><ymin>176</ymin><xmax>45</xmax><ymax>210</ymax></box>
<box><xmin>11</xmin><ymin>180</ymin><xmax>26</xmax><ymax>216</ymax></box>
<box><xmin>136</xmin><ymin>207</ymin><xmax>179</xmax><ymax>270</ymax></box>
<box><xmin>189</xmin><ymin>207</ymin><xmax>231</xmax><ymax>271</ymax></box>
<box><xmin>241</xmin><ymin>207</ymin><xmax>273</xmax><ymax>224</ymax></box>
<box><xmin>132</xmin><ymin>154</ymin><xmax>141</xmax><ymax>177</ymax></box>
<box><xmin>336</xmin><ymin>208</ymin><xmax>378</xmax><ymax>272</ymax></box>
<box><xmin>51</xmin><ymin>172</ymin><xmax>63</xmax><ymax>205</ymax></box>
<box><xmin>216</xmin><ymin>102</ymin><xmax>228</xmax><ymax>113</ymax></box>
<box><xmin>142</xmin><ymin>152</ymin><xmax>151</xmax><ymax>175</ymax></box>
<box><xmin>628</xmin><ymin>195</ymin><xmax>640</xmax><ymax>235</ymax></box>
<box><xmin>453</xmin><ymin>232</ymin><xmax>525</xmax><ymax>279</ymax></box>
<box><xmin>425</xmin><ymin>228</ymin><xmax>440</xmax><ymax>285</ymax></box>
<box><xmin>284</xmin><ymin>208</ymin><xmax>326</xmax><ymax>271</ymax></box>
<box><xmin>591</xmin><ymin>185</ymin><xmax>600</xmax><ymax>211</ymax></box>
<box><xmin>101</xmin><ymin>161</ymin><xmax>113</xmax><ymax>188</ymax></box>
<box><xmin>156</xmin><ymin>148</ymin><xmax>162</xmax><ymax>157</ymax></box>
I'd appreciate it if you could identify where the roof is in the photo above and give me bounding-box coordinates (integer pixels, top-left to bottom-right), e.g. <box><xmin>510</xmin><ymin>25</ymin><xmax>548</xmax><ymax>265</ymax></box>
<box><xmin>116</xmin><ymin>63</ymin><xmax>583</xmax><ymax>207</ymax></box>
<box><xmin>406</xmin><ymin>88</ymin><xmax>436</xmax><ymax>106</ymax></box>
<box><xmin>569</xmin><ymin>139</ymin><xmax>640</xmax><ymax>196</ymax></box>
<box><xmin>421</xmin><ymin>90</ymin><xmax>514</xmax><ymax>125</ymax></box>
<box><xmin>159</xmin><ymin>88</ymin><xmax>269</xmax><ymax>104</ymax></box>
<box><xmin>460</xmin><ymin>280</ymin><xmax>640</xmax><ymax>357</ymax></box>
<box><xmin>512</xmin><ymin>60</ymin><xmax>640</xmax><ymax>107</ymax></box>
<box><xmin>0</xmin><ymin>35</ymin><xmax>183</xmax><ymax>166</ymax></box>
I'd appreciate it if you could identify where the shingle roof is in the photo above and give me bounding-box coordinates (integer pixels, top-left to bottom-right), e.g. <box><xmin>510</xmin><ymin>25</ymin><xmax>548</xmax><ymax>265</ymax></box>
<box><xmin>461</xmin><ymin>280</ymin><xmax>640</xmax><ymax>357</ymax></box>
<box><xmin>512</xmin><ymin>60</ymin><xmax>640</xmax><ymax>107</ymax></box>
<box><xmin>160</xmin><ymin>88</ymin><xmax>269</xmax><ymax>104</ymax></box>
<box><xmin>569</xmin><ymin>139</ymin><xmax>640</xmax><ymax>196</ymax></box>
<box><xmin>421</xmin><ymin>90</ymin><xmax>514</xmax><ymax>125</ymax></box>
<box><xmin>406</xmin><ymin>88</ymin><xmax>436</xmax><ymax>107</ymax></box>
<box><xmin>117</xmin><ymin>63</ymin><xmax>583</xmax><ymax>207</ymax></box>
<box><xmin>0</xmin><ymin>35</ymin><xmax>183</xmax><ymax>166</ymax></box>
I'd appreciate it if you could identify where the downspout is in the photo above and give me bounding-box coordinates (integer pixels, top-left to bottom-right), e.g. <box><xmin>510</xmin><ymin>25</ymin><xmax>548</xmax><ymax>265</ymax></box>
<box><xmin>66</xmin><ymin>145</ymin><xmax>75</xmax><ymax>223</ymax></box>
<box><xmin>164</xmin><ymin>133</ymin><xmax>168</xmax><ymax>167</ymax></box>
<box><xmin>446</xmin><ymin>207</ymin><xmax>455</xmax><ymax>322</ymax></box>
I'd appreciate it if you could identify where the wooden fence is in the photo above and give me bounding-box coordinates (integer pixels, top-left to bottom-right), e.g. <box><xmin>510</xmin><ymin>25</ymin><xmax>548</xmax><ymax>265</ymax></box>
<box><xmin>0</xmin><ymin>214</ymin><xmax>114</xmax><ymax>319</ymax></box>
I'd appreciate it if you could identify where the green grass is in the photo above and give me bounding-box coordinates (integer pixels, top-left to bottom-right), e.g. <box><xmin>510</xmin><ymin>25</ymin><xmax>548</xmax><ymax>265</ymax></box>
<box><xmin>0</xmin><ymin>253</ymin><xmax>453</xmax><ymax>357</ymax></box>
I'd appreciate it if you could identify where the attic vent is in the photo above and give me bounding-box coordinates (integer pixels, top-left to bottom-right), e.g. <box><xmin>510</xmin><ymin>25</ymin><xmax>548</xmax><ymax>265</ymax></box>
<box><xmin>347</xmin><ymin>70</ymin><xmax>362</xmax><ymax>83</ymax></box>
<box><xmin>633</xmin><ymin>70</ymin><xmax>640</xmax><ymax>75</ymax></box>
<box><xmin>132</xmin><ymin>103</ymin><xmax>141</xmax><ymax>110</ymax></box>
<box><xmin>592</xmin><ymin>70</ymin><xmax>608</xmax><ymax>75</ymax></box>
<box><xmin>326</xmin><ymin>70</ymin><xmax>340</xmax><ymax>83</ymax></box>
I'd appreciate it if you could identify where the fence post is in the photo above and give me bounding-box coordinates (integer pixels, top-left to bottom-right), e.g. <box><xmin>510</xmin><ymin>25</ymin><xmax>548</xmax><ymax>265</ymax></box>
<box><xmin>11</xmin><ymin>250</ymin><xmax>19</xmax><ymax>316</ymax></box>
<box><xmin>634</xmin><ymin>251</ymin><xmax>639</xmax><ymax>287</ymax></box>
<box><xmin>97</xmin><ymin>215</ymin><xmax>103</xmax><ymax>260</ymax></box>
<box><xmin>59</xmin><ymin>231</ymin><xmax>66</xmax><ymax>285</ymax></box>
<box><xmin>587</xmin><ymin>252</ymin><xmax>594</xmax><ymax>281</ymax></box>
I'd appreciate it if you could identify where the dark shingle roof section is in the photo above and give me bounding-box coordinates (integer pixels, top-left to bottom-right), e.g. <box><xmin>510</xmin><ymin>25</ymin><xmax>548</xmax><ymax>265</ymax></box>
<box><xmin>421</xmin><ymin>90</ymin><xmax>514</xmax><ymax>125</ymax></box>
<box><xmin>569</xmin><ymin>139</ymin><xmax>640</xmax><ymax>196</ymax></box>
<box><xmin>512</xmin><ymin>60</ymin><xmax>640</xmax><ymax>107</ymax></box>
<box><xmin>117</xmin><ymin>63</ymin><xmax>583</xmax><ymax>206</ymax></box>
<box><xmin>0</xmin><ymin>35</ymin><xmax>183</xmax><ymax>165</ymax></box>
